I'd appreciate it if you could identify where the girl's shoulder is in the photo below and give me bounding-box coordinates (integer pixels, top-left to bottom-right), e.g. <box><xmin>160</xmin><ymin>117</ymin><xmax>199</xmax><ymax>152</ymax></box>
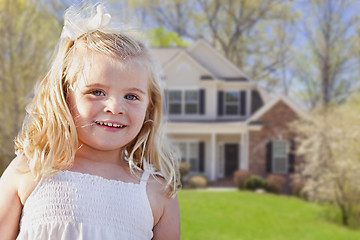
<box><xmin>146</xmin><ymin>174</ymin><xmax>179</xmax><ymax>223</ymax></box>
<box><xmin>1</xmin><ymin>154</ymin><xmax>39</xmax><ymax>206</ymax></box>
<box><xmin>146</xmin><ymin>174</ymin><xmax>180</xmax><ymax>238</ymax></box>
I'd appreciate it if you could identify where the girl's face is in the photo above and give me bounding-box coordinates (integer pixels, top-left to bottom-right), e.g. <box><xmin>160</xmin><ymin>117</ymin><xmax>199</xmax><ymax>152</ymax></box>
<box><xmin>67</xmin><ymin>52</ymin><xmax>149</xmax><ymax>153</ymax></box>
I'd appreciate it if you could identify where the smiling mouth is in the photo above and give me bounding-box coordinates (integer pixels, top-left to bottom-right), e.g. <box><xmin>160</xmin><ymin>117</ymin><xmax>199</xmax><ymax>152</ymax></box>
<box><xmin>95</xmin><ymin>121</ymin><xmax>126</xmax><ymax>128</ymax></box>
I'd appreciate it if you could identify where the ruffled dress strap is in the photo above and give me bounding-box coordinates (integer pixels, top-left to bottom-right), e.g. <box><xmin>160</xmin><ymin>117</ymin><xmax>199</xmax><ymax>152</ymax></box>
<box><xmin>140</xmin><ymin>169</ymin><xmax>151</xmax><ymax>187</ymax></box>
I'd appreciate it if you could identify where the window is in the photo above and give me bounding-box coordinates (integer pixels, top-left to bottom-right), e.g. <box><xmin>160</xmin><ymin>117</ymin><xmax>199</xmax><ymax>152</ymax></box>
<box><xmin>168</xmin><ymin>90</ymin><xmax>182</xmax><ymax>114</ymax></box>
<box><xmin>224</xmin><ymin>91</ymin><xmax>240</xmax><ymax>115</ymax></box>
<box><xmin>176</xmin><ymin>142</ymin><xmax>199</xmax><ymax>172</ymax></box>
<box><xmin>185</xmin><ymin>90</ymin><xmax>199</xmax><ymax>114</ymax></box>
<box><xmin>178</xmin><ymin>142</ymin><xmax>187</xmax><ymax>162</ymax></box>
<box><xmin>272</xmin><ymin>141</ymin><xmax>288</xmax><ymax>173</ymax></box>
<box><xmin>168</xmin><ymin>90</ymin><xmax>199</xmax><ymax>115</ymax></box>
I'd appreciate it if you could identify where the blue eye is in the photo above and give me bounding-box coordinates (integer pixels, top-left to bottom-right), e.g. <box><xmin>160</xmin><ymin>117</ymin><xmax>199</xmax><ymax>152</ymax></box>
<box><xmin>91</xmin><ymin>90</ymin><xmax>105</xmax><ymax>96</ymax></box>
<box><xmin>125</xmin><ymin>94</ymin><xmax>138</xmax><ymax>100</ymax></box>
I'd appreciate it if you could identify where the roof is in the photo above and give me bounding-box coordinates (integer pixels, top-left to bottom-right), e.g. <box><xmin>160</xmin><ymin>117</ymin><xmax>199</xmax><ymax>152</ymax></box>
<box><xmin>245</xmin><ymin>95</ymin><xmax>308</xmax><ymax>125</ymax></box>
<box><xmin>150</xmin><ymin>40</ymin><xmax>253</xmax><ymax>82</ymax></box>
<box><xmin>150</xmin><ymin>48</ymin><xmax>182</xmax><ymax>66</ymax></box>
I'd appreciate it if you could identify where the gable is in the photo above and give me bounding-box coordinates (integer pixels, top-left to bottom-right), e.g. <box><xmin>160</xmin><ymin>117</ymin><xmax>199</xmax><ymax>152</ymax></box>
<box><xmin>246</xmin><ymin>95</ymin><xmax>307</xmax><ymax>125</ymax></box>
<box><xmin>188</xmin><ymin>40</ymin><xmax>248</xmax><ymax>79</ymax></box>
<box><xmin>150</xmin><ymin>48</ymin><xmax>182</xmax><ymax>66</ymax></box>
<box><xmin>163</xmin><ymin>51</ymin><xmax>214</xmax><ymax>87</ymax></box>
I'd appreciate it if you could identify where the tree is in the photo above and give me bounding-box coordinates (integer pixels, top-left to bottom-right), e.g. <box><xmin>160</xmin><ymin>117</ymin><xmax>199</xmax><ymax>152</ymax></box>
<box><xmin>0</xmin><ymin>0</ymin><xmax>61</xmax><ymax>174</ymax></box>
<box><xmin>293</xmin><ymin>96</ymin><xmax>360</xmax><ymax>227</ymax></box>
<box><xmin>146</xmin><ymin>26</ymin><xmax>189</xmax><ymax>47</ymax></box>
<box><xmin>129</xmin><ymin>0</ymin><xmax>297</xmax><ymax>93</ymax></box>
<box><xmin>293</xmin><ymin>0</ymin><xmax>359</xmax><ymax>108</ymax></box>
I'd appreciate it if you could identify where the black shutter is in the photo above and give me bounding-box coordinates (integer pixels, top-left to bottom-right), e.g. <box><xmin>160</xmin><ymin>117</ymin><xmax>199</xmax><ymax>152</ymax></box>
<box><xmin>199</xmin><ymin>89</ymin><xmax>205</xmax><ymax>115</ymax></box>
<box><xmin>266</xmin><ymin>141</ymin><xmax>273</xmax><ymax>173</ymax></box>
<box><xmin>218</xmin><ymin>91</ymin><xmax>224</xmax><ymax>116</ymax></box>
<box><xmin>240</xmin><ymin>90</ymin><xmax>246</xmax><ymax>116</ymax></box>
<box><xmin>288</xmin><ymin>139</ymin><xmax>296</xmax><ymax>173</ymax></box>
<box><xmin>198</xmin><ymin>142</ymin><xmax>205</xmax><ymax>172</ymax></box>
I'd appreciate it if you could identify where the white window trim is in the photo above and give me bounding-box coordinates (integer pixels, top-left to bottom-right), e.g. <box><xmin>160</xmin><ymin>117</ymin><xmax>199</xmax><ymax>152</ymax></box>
<box><xmin>272</xmin><ymin>140</ymin><xmax>289</xmax><ymax>174</ymax></box>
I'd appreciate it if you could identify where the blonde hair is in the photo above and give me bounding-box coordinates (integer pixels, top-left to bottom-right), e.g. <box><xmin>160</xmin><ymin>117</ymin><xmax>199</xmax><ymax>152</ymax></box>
<box><xmin>15</xmin><ymin>6</ymin><xmax>181</xmax><ymax>196</ymax></box>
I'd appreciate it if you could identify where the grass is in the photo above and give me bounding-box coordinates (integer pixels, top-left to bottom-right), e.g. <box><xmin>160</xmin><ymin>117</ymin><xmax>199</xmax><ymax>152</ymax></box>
<box><xmin>178</xmin><ymin>190</ymin><xmax>360</xmax><ymax>240</ymax></box>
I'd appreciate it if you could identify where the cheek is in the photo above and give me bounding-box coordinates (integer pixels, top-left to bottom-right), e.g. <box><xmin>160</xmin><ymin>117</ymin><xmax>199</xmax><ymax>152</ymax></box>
<box><xmin>66</xmin><ymin>93</ymin><xmax>79</xmax><ymax>119</ymax></box>
<box><xmin>67</xmin><ymin>95</ymin><xmax>94</xmax><ymax>123</ymax></box>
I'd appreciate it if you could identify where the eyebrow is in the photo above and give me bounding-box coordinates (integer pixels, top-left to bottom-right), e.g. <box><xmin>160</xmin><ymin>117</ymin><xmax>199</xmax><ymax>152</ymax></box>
<box><xmin>126</xmin><ymin>88</ymin><xmax>147</xmax><ymax>95</ymax></box>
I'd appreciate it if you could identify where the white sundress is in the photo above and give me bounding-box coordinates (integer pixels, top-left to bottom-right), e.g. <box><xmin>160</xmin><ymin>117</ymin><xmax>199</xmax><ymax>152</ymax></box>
<box><xmin>17</xmin><ymin>170</ymin><xmax>154</xmax><ymax>240</ymax></box>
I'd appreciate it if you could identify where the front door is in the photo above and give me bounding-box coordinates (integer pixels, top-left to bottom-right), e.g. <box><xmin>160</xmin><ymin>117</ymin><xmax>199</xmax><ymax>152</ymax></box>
<box><xmin>225</xmin><ymin>143</ymin><xmax>239</xmax><ymax>177</ymax></box>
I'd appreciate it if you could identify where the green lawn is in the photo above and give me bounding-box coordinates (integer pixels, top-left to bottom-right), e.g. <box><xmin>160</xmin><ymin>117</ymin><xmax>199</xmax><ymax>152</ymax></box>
<box><xmin>178</xmin><ymin>189</ymin><xmax>360</xmax><ymax>240</ymax></box>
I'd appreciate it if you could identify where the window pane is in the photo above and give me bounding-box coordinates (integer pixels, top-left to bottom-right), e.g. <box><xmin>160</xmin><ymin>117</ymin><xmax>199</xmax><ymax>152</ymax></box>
<box><xmin>185</xmin><ymin>90</ymin><xmax>198</xmax><ymax>102</ymax></box>
<box><xmin>169</xmin><ymin>91</ymin><xmax>181</xmax><ymax>102</ymax></box>
<box><xmin>189</xmin><ymin>158</ymin><xmax>198</xmax><ymax>171</ymax></box>
<box><xmin>169</xmin><ymin>103</ymin><xmax>181</xmax><ymax>114</ymax></box>
<box><xmin>189</xmin><ymin>143</ymin><xmax>198</xmax><ymax>158</ymax></box>
<box><xmin>189</xmin><ymin>142</ymin><xmax>199</xmax><ymax>172</ymax></box>
<box><xmin>273</xmin><ymin>141</ymin><xmax>287</xmax><ymax>156</ymax></box>
<box><xmin>177</xmin><ymin>143</ymin><xmax>187</xmax><ymax>162</ymax></box>
<box><xmin>225</xmin><ymin>105</ymin><xmax>238</xmax><ymax>115</ymax></box>
<box><xmin>274</xmin><ymin>157</ymin><xmax>287</xmax><ymax>172</ymax></box>
<box><xmin>185</xmin><ymin>103</ymin><xmax>197</xmax><ymax>114</ymax></box>
<box><xmin>225</xmin><ymin>92</ymin><xmax>239</xmax><ymax>102</ymax></box>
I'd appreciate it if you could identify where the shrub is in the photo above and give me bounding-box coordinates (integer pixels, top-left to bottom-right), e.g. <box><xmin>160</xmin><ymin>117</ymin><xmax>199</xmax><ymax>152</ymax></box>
<box><xmin>244</xmin><ymin>175</ymin><xmax>265</xmax><ymax>191</ymax></box>
<box><xmin>291</xmin><ymin>178</ymin><xmax>307</xmax><ymax>199</ymax></box>
<box><xmin>179</xmin><ymin>162</ymin><xmax>191</xmax><ymax>185</ymax></box>
<box><xmin>233</xmin><ymin>170</ymin><xmax>251</xmax><ymax>190</ymax></box>
<box><xmin>265</xmin><ymin>175</ymin><xmax>286</xmax><ymax>194</ymax></box>
<box><xmin>188</xmin><ymin>175</ymin><xmax>208</xmax><ymax>189</ymax></box>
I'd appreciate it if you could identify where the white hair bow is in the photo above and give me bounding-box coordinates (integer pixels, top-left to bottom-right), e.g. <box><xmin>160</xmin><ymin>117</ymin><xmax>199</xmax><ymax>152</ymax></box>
<box><xmin>62</xmin><ymin>4</ymin><xmax>111</xmax><ymax>40</ymax></box>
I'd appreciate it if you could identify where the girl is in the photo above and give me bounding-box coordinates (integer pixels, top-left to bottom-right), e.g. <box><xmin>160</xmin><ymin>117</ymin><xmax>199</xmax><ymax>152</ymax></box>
<box><xmin>0</xmin><ymin>4</ymin><xmax>181</xmax><ymax>240</ymax></box>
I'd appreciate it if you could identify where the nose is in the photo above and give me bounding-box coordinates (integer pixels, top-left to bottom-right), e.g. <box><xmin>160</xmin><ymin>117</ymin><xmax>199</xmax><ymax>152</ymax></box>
<box><xmin>104</xmin><ymin>97</ymin><xmax>125</xmax><ymax>115</ymax></box>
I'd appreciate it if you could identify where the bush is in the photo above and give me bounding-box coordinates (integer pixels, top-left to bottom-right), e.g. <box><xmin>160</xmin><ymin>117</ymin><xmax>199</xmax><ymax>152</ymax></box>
<box><xmin>291</xmin><ymin>178</ymin><xmax>307</xmax><ymax>199</ymax></box>
<box><xmin>265</xmin><ymin>175</ymin><xmax>286</xmax><ymax>194</ymax></box>
<box><xmin>233</xmin><ymin>170</ymin><xmax>251</xmax><ymax>190</ymax></box>
<box><xmin>187</xmin><ymin>175</ymin><xmax>208</xmax><ymax>189</ymax></box>
<box><xmin>179</xmin><ymin>162</ymin><xmax>191</xmax><ymax>185</ymax></box>
<box><xmin>244</xmin><ymin>175</ymin><xmax>265</xmax><ymax>191</ymax></box>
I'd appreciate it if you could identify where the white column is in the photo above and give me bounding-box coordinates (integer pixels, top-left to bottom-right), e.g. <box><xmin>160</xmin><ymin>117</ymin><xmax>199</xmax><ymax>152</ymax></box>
<box><xmin>240</xmin><ymin>132</ymin><xmax>249</xmax><ymax>170</ymax></box>
<box><xmin>210</xmin><ymin>133</ymin><xmax>217</xmax><ymax>181</ymax></box>
<box><xmin>246</xmin><ymin>88</ymin><xmax>251</xmax><ymax>118</ymax></box>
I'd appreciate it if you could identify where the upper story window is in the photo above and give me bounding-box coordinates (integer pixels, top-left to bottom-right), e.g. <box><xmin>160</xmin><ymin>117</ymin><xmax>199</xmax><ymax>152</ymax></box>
<box><xmin>168</xmin><ymin>89</ymin><xmax>204</xmax><ymax>115</ymax></box>
<box><xmin>168</xmin><ymin>90</ymin><xmax>182</xmax><ymax>114</ymax></box>
<box><xmin>225</xmin><ymin>91</ymin><xmax>240</xmax><ymax>115</ymax></box>
<box><xmin>218</xmin><ymin>90</ymin><xmax>246</xmax><ymax>117</ymax></box>
<box><xmin>185</xmin><ymin>90</ymin><xmax>199</xmax><ymax>114</ymax></box>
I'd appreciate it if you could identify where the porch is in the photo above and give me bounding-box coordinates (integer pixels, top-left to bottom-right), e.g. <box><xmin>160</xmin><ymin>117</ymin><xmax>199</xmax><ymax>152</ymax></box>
<box><xmin>165</xmin><ymin>121</ymin><xmax>261</xmax><ymax>181</ymax></box>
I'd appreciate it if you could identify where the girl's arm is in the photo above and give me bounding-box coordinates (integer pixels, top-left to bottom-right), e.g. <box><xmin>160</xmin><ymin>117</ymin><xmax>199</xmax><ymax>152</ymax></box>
<box><xmin>0</xmin><ymin>157</ymin><xmax>24</xmax><ymax>240</ymax></box>
<box><xmin>152</xmin><ymin>195</ymin><xmax>181</xmax><ymax>240</ymax></box>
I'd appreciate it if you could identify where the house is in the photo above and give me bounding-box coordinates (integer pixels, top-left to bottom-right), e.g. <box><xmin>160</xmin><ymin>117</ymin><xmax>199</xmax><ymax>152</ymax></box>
<box><xmin>151</xmin><ymin>40</ymin><xmax>305</xmax><ymax>186</ymax></box>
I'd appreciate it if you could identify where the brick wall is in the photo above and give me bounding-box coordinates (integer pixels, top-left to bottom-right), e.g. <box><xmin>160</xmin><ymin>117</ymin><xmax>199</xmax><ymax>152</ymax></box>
<box><xmin>249</xmin><ymin>101</ymin><xmax>301</xmax><ymax>178</ymax></box>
